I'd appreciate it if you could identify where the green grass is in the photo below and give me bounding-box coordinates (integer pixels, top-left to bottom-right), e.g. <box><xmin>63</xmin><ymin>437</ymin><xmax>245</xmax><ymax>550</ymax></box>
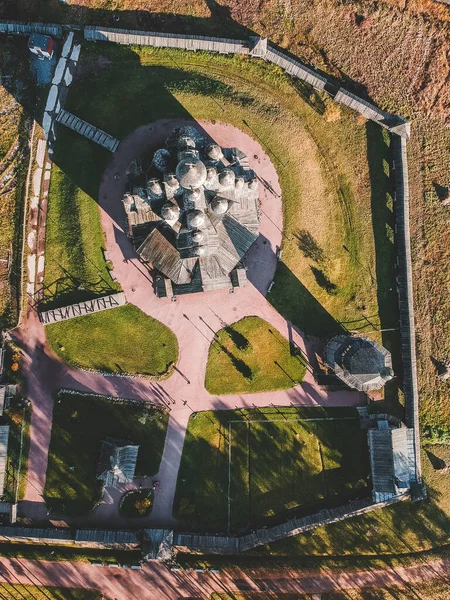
<box><xmin>205</xmin><ymin>317</ymin><xmax>306</xmax><ymax>394</ymax></box>
<box><xmin>44</xmin><ymin>392</ymin><xmax>169</xmax><ymax>515</ymax></box>
<box><xmin>45</xmin><ymin>303</ymin><xmax>178</xmax><ymax>377</ymax></box>
<box><xmin>43</xmin><ymin>134</ymin><xmax>118</xmax><ymax>309</ymax></box>
<box><xmin>174</xmin><ymin>407</ymin><xmax>369</xmax><ymax>532</ymax></box>
<box><xmin>0</xmin><ymin>585</ymin><xmax>102</xmax><ymax>600</ymax></box>
<box><xmin>64</xmin><ymin>43</ymin><xmax>392</xmax><ymax>342</ymax></box>
<box><xmin>327</xmin><ymin>582</ymin><xmax>450</xmax><ymax>600</ymax></box>
<box><xmin>0</xmin><ymin>542</ymin><xmax>141</xmax><ymax>564</ymax></box>
<box><xmin>2</xmin><ymin>403</ymin><xmax>31</xmax><ymax>502</ymax></box>
<box><xmin>0</xmin><ymin>39</ymin><xmax>34</xmax><ymax>327</ymax></box>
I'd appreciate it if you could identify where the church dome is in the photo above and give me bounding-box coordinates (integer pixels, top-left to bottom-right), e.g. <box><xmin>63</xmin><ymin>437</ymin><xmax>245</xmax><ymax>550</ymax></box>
<box><xmin>164</xmin><ymin>173</ymin><xmax>179</xmax><ymax>188</ymax></box>
<box><xmin>152</xmin><ymin>148</ymin><xmax>171</xmax><ymax>172</ymax></box>
<box><xmin>186</xmin><ymin>188</ymin><xmax>202</xmax><ymax>202</ymax></box>
<box><xmin>219</xmin><ymin>169</ymin><xmax>235</xmax><ymax>188</ymax></box>
<box><xmin>210</xmin><ymin>197</ymin><xmax>229</xmax><ymax>215</ymax></box>
<box><xmin>206</xmin><ymin>143</ymin><xmax>223</xmax><ymax>161</ymax></box>
<box><xmin>178</xmin><ymin>135</ymin><xmax>196</xmax><ymax>150</ymax></box>
<box><xmin>235</xmin><ymin>177</ymin><xmax>245</xmax><ymax>191</ymax></box>
<box><xmin>176</xmin><ymin>157</ymin><xmax>207</xmax><ymax>190</ymax></box>
<box><xmin>187</xmin><ymin>209</ymin><xmax>206</xmax><ymax>230</ymax></box>
<box><xmin>147</xmin><ymin>178</ymin><xmax>163</xmax><ymax>196</ymax></box>
<box><xmin>192</xmin><ymin>230</ymin><xmax>204</xmax><ymax>243</ymax></box>
<box><xmin>161</xmin><ymin>201</ymin><xmax>180</xmax><ymax>221</ymax></box>
<box><xmin>194</xmin><ymin>245</ymin><xmax>207</xmax><ymax>257</ymax></box>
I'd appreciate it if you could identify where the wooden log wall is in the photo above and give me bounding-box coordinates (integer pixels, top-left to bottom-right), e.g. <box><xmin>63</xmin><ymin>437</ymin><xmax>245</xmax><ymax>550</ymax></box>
<box><xmin>84</xmin><ymin>26</ymin><xmax>249</xmax><ymax>55</ymax></box>
<box><xmin>392</xmin><ymin>135</ymin><xmax>422</xmax><ymax>485</ymax></box>
<box><xmin>0</xmin><ymin>21</ymin><xmax>62</xmax><ymax>37</ymax></box>
<box><xmin>56</xmin><ymin>109</ymin><xmax>120</xmax><ymax>152</ymax></box>
<box><xmin>39</xmin><ymin>292</ymin><xmax>126</xmax><ymax>325</ymax></box>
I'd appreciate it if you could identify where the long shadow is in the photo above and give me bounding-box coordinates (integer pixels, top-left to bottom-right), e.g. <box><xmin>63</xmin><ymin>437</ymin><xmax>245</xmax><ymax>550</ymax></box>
<box><xmin>268</xmin><ymin>261</ymin><xmax>345</xmax><ymax>339</ymax></box>
<box><xmin>366</xmin><ymin>122</ymin><xmax>403</xmax><ymax>418</ymax></box>
<box><xmin>0</xmin><ymin>2</ymin><xmax>253</xmax><ymax>40</ymax></box>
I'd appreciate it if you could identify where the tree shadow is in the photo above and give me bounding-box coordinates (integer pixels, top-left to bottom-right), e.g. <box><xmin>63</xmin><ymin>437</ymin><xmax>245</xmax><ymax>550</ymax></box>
<box><xmin>224</xmin><ymin>325</ymin><xmax>250</xmax><ymax>353</ymax></box>
<box><xmin>433</xmin><ymin>182</ymin><xmax>449</xmax><ymax>202</ymax></box>
<box><xmin>310</xmin><ymin>266</ymin><xmax>338</xmax><ymax>295</ymax></box>
<box><xmin>295</xmin><ymin>229</ymin><xmax>326</xmax><ymax>264</ymax></box>
<box><xmin>268</xmin><ymin>261</ymin><xmax>345</xmax><ymax>338</ymax></box>
<box><xmin>425</xmin><ymin>449</ymin><xmax>447</xmax><ymax>471</ymax></box>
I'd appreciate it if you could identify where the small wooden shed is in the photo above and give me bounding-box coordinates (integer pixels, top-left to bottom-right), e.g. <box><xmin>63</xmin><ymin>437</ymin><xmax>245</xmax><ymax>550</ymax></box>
<box><xmin>28</xmin><ymin>34</ymin><xmax>54</xmax><ymax>60</ymax></box>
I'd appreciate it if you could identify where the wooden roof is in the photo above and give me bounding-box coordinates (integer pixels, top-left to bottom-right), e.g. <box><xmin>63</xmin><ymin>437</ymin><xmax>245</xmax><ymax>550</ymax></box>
<box><xmin>138</xmin><ymin>226</ymin><xmax>192</xmax><ymax>284</ymax></box>
<box><xmin>97</xmin><ymin>440</ymin><xmax>139</xmax><ymax>489</ymax></box>
<box><xmin>368</xmin><ymin>426</ymin><xmax>412</xmax><ymax>497</ymax></box>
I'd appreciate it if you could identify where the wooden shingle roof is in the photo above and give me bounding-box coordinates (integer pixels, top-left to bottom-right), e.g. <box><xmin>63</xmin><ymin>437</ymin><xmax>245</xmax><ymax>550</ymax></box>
<box><xmin>97</xmin><ymin>440</ymin><xmax>139</xmax><ymax>489</ymax></box>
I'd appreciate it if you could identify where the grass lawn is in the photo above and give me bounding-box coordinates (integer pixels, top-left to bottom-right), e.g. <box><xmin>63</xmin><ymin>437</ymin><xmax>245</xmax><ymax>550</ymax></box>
<box><xmin>241</xmin><ymin>443</ymin><xmax>450</xmax><ymax>560</ymax></box>
<box><xmin>0</xmin><ymin>586</ymin><xmax>101</xmax><ymax>600</ymax></box>
<box><xmin>45</xmin><ymin>303</ymin><xmax>178</xmax><ymax>377</ymax></box>
<box><xmin>174</xmin><ymin>407</ymin><xmax>369</xmax><ymax>532</ymax></box>
<box><xmin>328</xmin><ymin>582</ymin><xmax>450</xmax><ymax>599</ymax></box>
<box><xmin>43</xmin><ymin>132</ymin><xmax>118</xmax><ymax>309</ymax></box>
<box><xmin>0</xmin><ymin>38</ymin><xmax>34</xmax><ymax>327</ymax></box>
<box><xmin>65</xmin><ymin>44</ymin><xmax>393</xmax><ymax>338</ymax></box>
<box><xmin>205</xmin><ymin>317</ymin><xmax>306</xmax><ymax>395</ymax></box>
<box><xmin>44</xmin><ymin>392</ymin><xmax>169</xmax><ymax>515</ymax></box>
<box><xmin>0</xmin><ymin>542</ymin><xmax>141</xmax><ymax>564</ymax></box>
<box><xmin>1</xmin><ymin>403</ymin><xmax>31</xmax><ymax>502</ymax></box>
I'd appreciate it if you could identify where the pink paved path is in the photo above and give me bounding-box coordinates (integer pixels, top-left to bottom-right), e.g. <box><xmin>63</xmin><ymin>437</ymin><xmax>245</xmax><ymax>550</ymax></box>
<box><xmin>0</xmin><ymin>556</ymin><xmax>449</xmax><ymax>599</ymax></box>
<box><xmin>14</xmin><ymin>120</ymin><xmax>365</xmax><ymax>528</ymax></box>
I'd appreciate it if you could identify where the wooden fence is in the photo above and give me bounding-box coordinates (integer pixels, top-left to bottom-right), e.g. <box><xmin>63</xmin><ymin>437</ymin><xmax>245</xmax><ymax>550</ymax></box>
<box><xmin>0</xmin><ymin>21</ymin><xmax>62</xmax><ymax>37</ymax></box>
<box><xmin>39</xmin><ymin>292</ymin><xmax>126</xmax><ymax>324</ymax></box>
<box><xmin>0</xmin><ymin>20</ymin><xmax>410</xmax><ymax>138</ymax></box>
<box><xmin>84</xmin><ymin>26</ymin><xmax>249</xmax><ymax>55</ymax></box>
<box><xmin>265</xmin><ymin>47</ymin><xmax>327</xmax><ymax>91</ymax></box>
<box><xmin>0</xmin><ymin>526</ymin><xmax>139</xmax><ymax>548</ymax></box>
<box><xmin>173</xmin><ymin>494</ymin><xmax>409</xmax><ymax>554</ymax></box>
<box><xmin>392</xmin><ymin>135</ymin><xmax>422</xmax><ymax>486</ymax></box>
<box><xmin>56</xmin><ymin>109</ymin><xmax>120</xmax><ymax>152</ymax></box>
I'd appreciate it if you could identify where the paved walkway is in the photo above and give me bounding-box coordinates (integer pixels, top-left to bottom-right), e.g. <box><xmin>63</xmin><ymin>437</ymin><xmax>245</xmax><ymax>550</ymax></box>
<box><xmin>14</xmin><ymin>120</ymin><xmax>365</xmax><ymax>528</ymax></box>
<box><xmin>0</xmin><ymin>555</ymin><xmax>449</xmax><ymax>599</ymax></box>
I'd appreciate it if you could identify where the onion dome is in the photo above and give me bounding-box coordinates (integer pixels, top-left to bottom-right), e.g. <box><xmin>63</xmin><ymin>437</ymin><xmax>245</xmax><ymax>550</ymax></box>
<box><xmin>192</xmin><ymin>230</ymin><xmax>204</xmax><ymax>243</ymax></box>
<box><xmin>248</xmin><ymin>178</ymin><xmax>258</xmax><ymax>191</ymax></box>
<box><xmin>219</xmin><ymin>169</ymin><xmax>235</xmax><ymax>188</ymax></box>
<box><xmin>147</xmin><ymin>178</ymin><xmax>163</xmax><ymax>196</ymax></box>
<box><xmin>210</xmin><ymin>197</ymin><xmax>229</xmax><ymax>215</ymax></box>
<box><xmin>161</xmin><ymin>201</ymin><xmax>180</xmax><ymax>221</ymax></box>
<box><xmin>187</xmin><ymin>209</ymin><xmax>206</xmax><ymax>230</ymax></box>
<box><xmin>235</xmin><ymin>177</ymin><xmax>245</xmax><ymax>191</ymax></box>
<box><xmin>152</xmin><ymin>148</ymin><xmax>171</xmax><ymax>172</ymax></box>
<box><xmin>186</xmin><ymin>188</ymin><xmax>202</xmax><ymax>203</ymax></box>
<box><xmin>176</xmin><ymin>157</ymin><xmax>207</xmax><ymax>190</ymax></box>
<box><xmin>164</xmin><ymin>173</ymin><xmax>179</xmax><ymax>188</ymax></box>
<box><xmin>177</xmin><ymin>125</ymin><xmax>203</xmax><ymax>145</ymax></box>
<box><xmin>206</xmin><ymin>143</ymin><xmax>223</xmax><ymax>161</ymax></box>
<box><xmin>193</xmin><ymin>245</ymin><xmax>207</xmax><ymax>257</ymax></box>
<box><xmin>178</xmin><ymin>135</ymin><xmax>196</xmax><ymax>150</ymax></box>
<box><xmin>177</xmin><ymin>148</ymin><xmax>199</xmax><ymax>163</ymax></box>
<box><xmin>205</xmin><ymin>167</ymin><xmax>219</xmax><ymax>188</ymax></box>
